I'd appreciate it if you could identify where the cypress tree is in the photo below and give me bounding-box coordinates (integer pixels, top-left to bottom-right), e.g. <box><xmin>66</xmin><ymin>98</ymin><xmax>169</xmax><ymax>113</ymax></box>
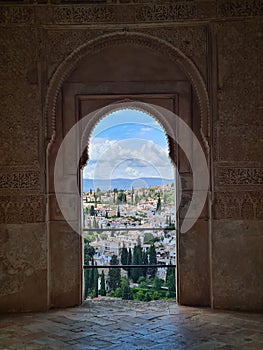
<box><xmin>121</xmin><ymin>246</ymin><xmax>128</xmax><ymax>270</ymax></box>
<box><xmin>122</xmin><ymin>285</ymin><xmax>133</xmax><ymax>300</ymax></box>
<box><xmin>94</xmin><ymin>266</ymin><xmax>99</xmax><ymax>297</ymax></box>
<box><xmin>84</xmin><ymin>268</ymin><xmax>89</xmax><ymax>299</ymax></box>
<box><xmin>148</xmin><ymin>245</ymin><xmax>157</xmax><ymax>279</ymax></box>
<box><xmin>100</xmin><ymin>271</ymin><xmax>106</xmax><ymax>296</ymax></box>
<box><xmin>156</xmin><ymin>194</ymin><xmax>161</xmax><ymax>213</ymax></box>
<box><xmin>127</xmin><ymin>248</ymin><xmax>132</xmax><ymax>279</ymax></box>
<box><xmin>90</xmin><ymin>205</ymin><xmax>95</xmax><ymax>216</ymax></box>
<box><xmin>166</xmin><ymin>266</ymin><xmax>176</xmax><ymax>293</ymax></box>
<box><xmin>142</xmin><ymin>251</ymin><xmax>149</xmax><ymax>278</ymax></box>
<box><xmin>109</xmin><ymin>255</ymin><xmax>121</xmax><ymax>291</ymax></box>
<box><xmin>131</xmin><ymin>245</ymin><xmax>143</xmax><ymax>283</ymax></box>
<box><xmin>89</xmin><ymin>258</ymin><xmax>95</xmax><ymax>290</ymax></box>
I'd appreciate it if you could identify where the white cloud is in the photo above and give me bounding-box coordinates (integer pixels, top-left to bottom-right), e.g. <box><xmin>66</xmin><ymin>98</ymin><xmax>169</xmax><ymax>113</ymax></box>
<box><xmin>84</xmin><ymin>137</ymin><xmax>174</xmax><ymax>179</ymax></box>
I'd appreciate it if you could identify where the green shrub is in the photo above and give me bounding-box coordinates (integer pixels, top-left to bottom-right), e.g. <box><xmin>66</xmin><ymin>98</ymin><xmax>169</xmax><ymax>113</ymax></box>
<box><xmin>135</xmin><ymin>290</ymin><xmax>144</xmax><ymax>301</ymax></box>
<box><xmin>144</xmin><ymin>292</ymin><xmax>152</xmax><ymax>302</ymax></box>
<box><xmin>122</xmin><ymin>285</ymin><xmax>133</xmax><ymax>300</ymax></box>
<box><xmin>115</xmin><ymin>288</ymin><xmax>122</xmax><ymax>298</ymax></box>
<box><xmin>152</xmin><ymin>291</ymin><xmax>160</xmax><ymax>300</ymax></box>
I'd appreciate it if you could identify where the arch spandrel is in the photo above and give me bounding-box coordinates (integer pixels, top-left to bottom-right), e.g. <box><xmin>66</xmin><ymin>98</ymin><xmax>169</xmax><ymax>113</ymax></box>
<box><xmin>45</xmin><ymin>31</ymin><xmax>210</xmax><ymax>151</ymax></box>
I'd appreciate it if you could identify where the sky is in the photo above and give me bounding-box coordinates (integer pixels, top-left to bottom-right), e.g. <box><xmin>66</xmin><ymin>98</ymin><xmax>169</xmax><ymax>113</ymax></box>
<box><xmin>83</xmin><ymin>109</ymin><xmax>174</xmax><ymax>180</ymax></box>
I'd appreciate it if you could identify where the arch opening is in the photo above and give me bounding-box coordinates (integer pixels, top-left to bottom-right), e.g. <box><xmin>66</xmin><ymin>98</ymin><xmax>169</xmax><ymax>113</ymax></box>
<box><xmin>81</xmin><ymin>108</ymin><xmax>177</xmax><ymax>302</ymax></box>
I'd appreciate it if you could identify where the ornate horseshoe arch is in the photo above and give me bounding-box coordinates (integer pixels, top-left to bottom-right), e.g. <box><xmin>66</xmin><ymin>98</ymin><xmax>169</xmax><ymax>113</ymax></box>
<box><xmin>45</xmin><ymin>31</ymin><xmax>210</xmax><ymax>150</ymax></box>
<box><xmin>45</xmin><ymin>31</ymin><xmax>212</xmax><ymax>309</ymax></box>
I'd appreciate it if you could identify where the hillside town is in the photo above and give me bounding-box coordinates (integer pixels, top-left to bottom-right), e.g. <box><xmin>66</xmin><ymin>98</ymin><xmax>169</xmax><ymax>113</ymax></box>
<box><xmin>83</xmin><ymin>184</ymin><xmax>176</xmax><ymax>281</ymax></box>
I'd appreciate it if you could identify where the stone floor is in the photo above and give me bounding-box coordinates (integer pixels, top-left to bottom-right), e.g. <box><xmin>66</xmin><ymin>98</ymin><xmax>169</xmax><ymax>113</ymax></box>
<box><xmin>0</xmin><ymin>298</ymin><xmax>262</xmax><ymax>350</ymax></box>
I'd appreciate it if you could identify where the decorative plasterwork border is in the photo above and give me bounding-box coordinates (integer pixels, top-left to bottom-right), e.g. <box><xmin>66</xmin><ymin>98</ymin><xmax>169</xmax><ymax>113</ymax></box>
<box><xmin>0</xmin><ymin>1</ymin><xmax>262</xmax><ymax>25</ymax></box>
<box><xmin>218</xmin><ymin>0</ymin><xmax>263</xmax><ymax>17</ymax></box>
<box><xmin>44</xmin><ymin>31</ymin><xmax>210</xmax><ymax>152</ymax></box>
<box><xmin>0</xmin><ymin>171</ymin><xmax>40</xmax><ymax>190</ymax></box>
<box><xmin>216</xmin><ymin>167</ymin><xmax>263</xmax><ymax>186</ymax></box>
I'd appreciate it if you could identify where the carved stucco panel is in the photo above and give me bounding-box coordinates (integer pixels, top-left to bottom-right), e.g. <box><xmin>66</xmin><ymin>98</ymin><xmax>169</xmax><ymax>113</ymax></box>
<box><xmin>214</xmin><ymin>191</ymin><xmax>263</xmax><ymax>220</ymax></box>
<box><xmin>45</xmin><ymin>26</ymin><xmax>207</xmax><ymax>84</ymax></box>
<box><xmin>137</xmin><ymin>26</ymin><xmax>207</xmax><ymax>81</ymax></box>
<box><xmin>0</xmin><ymin>224</ymin><xmax>46</xmax><ymax>297</ymax></box>
<box><xmin>45</xmin><ymin>29</ymin><xmax>106</xmax><ymax>80</ymax></box>
<box><xmin>0</xmin><ymin>27</ymin><xmax>41</xmax><ymax>167</ymax></box>
<box><xmin>0</xmin><ymin>196</ymin><xmax>45</xmax><ymax>224</ymax></box>
<box><xmin>216</xmin><ymin>167</ymin><xmax>263</xmax><ymax>186</ymax></box>
<box><xmin>218</xmin><ymin>0</ymin><xmax>263</xmax><ymax>17</ymax></box>
<box><xmin>215</xmin><ymin>20</ymin><xmax>263</xmax><ymax>162</ymax></box>
<box><xmin>0</xmin><ymin>171</ymin><xmax>41</xmax><ymax>191</ymax></box>
<box><xmin>0</xmin><ymin>84</ymin><xmax>40</xmax><ymax>167</ymax></box>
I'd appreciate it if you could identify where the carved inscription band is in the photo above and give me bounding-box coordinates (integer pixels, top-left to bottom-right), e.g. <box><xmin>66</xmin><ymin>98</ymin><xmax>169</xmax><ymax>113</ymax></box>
<box><xmin>0</xmin><ymin>172</ymin><xmax>40</xmax><ymax>190</ymax></box>
<box><xmin>0</xmin><ymin>1</ymin><xmax>262</xmax><ymax>25</ymax></box>
<box><xmin>218</xmin><ymin>168</ymin><xmax>263</xmax><ymax>186</ymax></box>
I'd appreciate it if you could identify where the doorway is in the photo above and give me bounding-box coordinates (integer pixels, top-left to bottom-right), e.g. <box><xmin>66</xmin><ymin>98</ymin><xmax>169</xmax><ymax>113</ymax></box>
<box><xmin>46</xmin><ymin>32</ymin><xmax>211</xmax><ymax>309</ymax></box>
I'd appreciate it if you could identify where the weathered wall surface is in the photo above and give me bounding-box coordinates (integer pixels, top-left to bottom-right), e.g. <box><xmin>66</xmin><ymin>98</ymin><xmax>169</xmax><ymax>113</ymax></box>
<box><xmin>0</xmin><ymin>0</ymin><xmax>262</xmax><ymax>312</ymax></box>
<box><xmin>213</xmin><ymin>19</ymin><xmax>263</xmax><ymax>310</ymax></box>
<box><xmin>0</xmin><ymin>24</ymin><xmax>47</xmax><ymax>311</ymax></box>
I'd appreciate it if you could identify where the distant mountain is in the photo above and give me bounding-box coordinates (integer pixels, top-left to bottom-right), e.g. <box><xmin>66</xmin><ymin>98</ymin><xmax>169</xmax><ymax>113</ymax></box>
<box><xmin>83</xmin><ymin>177</ymin><xmax>174</xmax><ymax>192</ymax></box>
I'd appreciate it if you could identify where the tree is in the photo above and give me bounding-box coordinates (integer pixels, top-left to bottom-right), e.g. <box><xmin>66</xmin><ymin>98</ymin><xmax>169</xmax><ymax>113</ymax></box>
<box><xmin>90</xmin><ymin>205</ymin><xmax>95</xmax><ymax>216</ymax></box>
<box><xmin>122</xmin><ymin>285</ymin><xmax>133</xmax><ymax>300</ymax></box>
<box><xmin>94</xmin><ymin>267</ymin><xmax>99</xmax><ymax>297</ymax></box>
<box><xmin>131</xmin><ymin>186</ymin><xmax>134</xmax><ymax>204</ymax></box>
<box><xmin>113</xmin><ymin>188</ymin><xmax>118</xmax><ymax>203</ymax></box>
<box><xmin>84</xmin><ymin>243</ymin><xmax>95</xmax><ymax>265</ymax></box>
<box><xmin>166</xmin><ymin>266</ymin><xmax>176</xmax><ymax>293</ymax></box>
<box><xmin>142</xmin><ymin>251</ymin><xmax>149</xmax><ymax>278</ymax></box>
<box><xmin>153</xmin><ymin>276</ymin><xmax>162</xmax><ymax>290</ymax></box>
<box><xmin>100</xmin><ymin>271</ymin><xmax>106</xmax><ymax>296</ymax></box>
<box><xmin>117</xmin><ymin>205</ymin><xmax>120</xmax><ymax>217</ymax></box>
<box><xmin>108</xmin><ymin>255</ymin><xmax>121</xmax><ymax>291</ymax></box>
<box><xmin>131</xmin><ymin>245</ymin><xmax>143</xmax><ymax>283</ymax></box>
<box><xmin>144</xmin><ymin>232</ymin><xmax>154</xmax><ymax>244</ymax></box>
<box><xmin>121</xmin><ymin>246</ymin><xmax>128</xmax><ymax>269</ymax></box>
<box><xmin>120</xmin><ymin>277</ymin><xmax>133</xmax><ymax>300</ymax></box>
<box><xmin>148</xmin><ymin>244</ymin><xmax>157</xmax><ymax>279</ymax></box>
<box><xmin>117</xmin><ymin>191</ymin><xmax>127</xmax><ymax>204</ymax></box>
<box><xmin>156</xmin><ymin>194</ymin><xmax>161</xmax><ymax>212</ymax></box>
<box><xmin>127</xmin><ymin>248</ymin><xmax>132</xmax><ymax>278</ymax></box>
<box><xmin>89</xmin><ymin>258</ymin><xmax>95</xmax><ymax>291</ymax></box>
<box><xmin>84</xmin><ymin>268</ymin><xmax>89</xmax><ymax>299</ymax></box>
<box><xmin>164</xmin><ymin>222</ymin><xmax>175</xmax><ymax>237</ymax></box>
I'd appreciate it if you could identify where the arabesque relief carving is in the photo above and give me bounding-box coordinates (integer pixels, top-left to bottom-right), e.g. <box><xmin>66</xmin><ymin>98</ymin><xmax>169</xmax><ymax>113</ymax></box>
<box><xmin>0</xmin><ymin>27</ymin><xmax>40</xmax><ymax>167</ymax></box>
<box><xmin>215</xmin><ymin>20</ymin><xmax>262</xmax><ymax>162</ymax></box>
<box><xmin>217</xmin><ymin>168</ymin><xmax>263</xmax><ymax>186</ymax></box>
<box><xmin>140</xmin><ymin>26</ymin><xmax>207</xmax><ymax>80</ymax></box>
<box><xmin>0</xmin><ymin>6</ymin><xmax>35</xmax><ymax>25</ymax></box>
<box><xmin>0</xmin><ymin>172</ymin><xmax>40</xmax><ymax>190</ymax></box>
<box><xmin>0</xmin><ymin>196</ymin><xmax>44</xmax><ymax>224</ymax></box>
<box><xmin>1</xmin><ymin>1</ymin><xmax>262</xmax><ymax>26</ymax></box>
<box><xmin>218</xmin><ymin>0</ymin><xmax>263</xmax><ymax>17</ymax></box>
<box><xmin>214</xmin><ymin>192</ymin><xmax>263</xmax><ymax>220</ymax></box>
